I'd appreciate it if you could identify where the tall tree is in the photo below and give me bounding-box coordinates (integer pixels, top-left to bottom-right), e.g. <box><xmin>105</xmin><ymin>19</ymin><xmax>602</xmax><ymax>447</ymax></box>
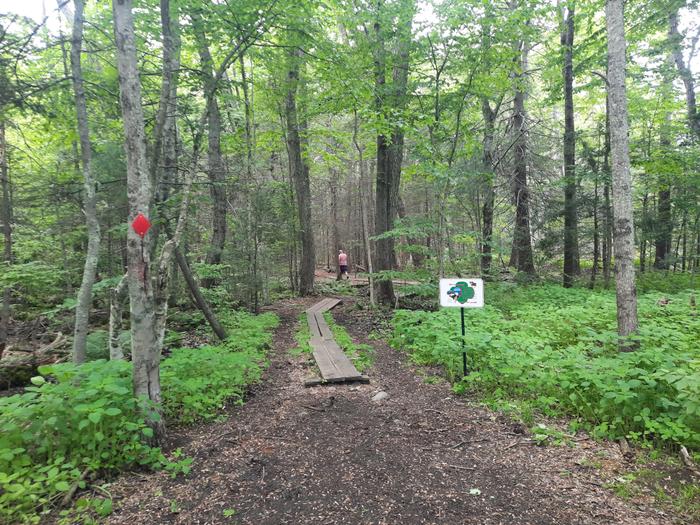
<box><xmin>373</xmin><ymin>0</ymin><xmax>415</xmax><ymax>305</ymax></box>
<box><xmin>510</xmin><ymin>30</ymin><xmax>536</xmax><ymax>275</ymax></box>
<box><xmin>112</xmin><ymin>0</ymin><xmax>163</xmax><ymax>421</ymax></box>
<box><xmin>69</xmin><ymin>0</ymin><xmax>100</xmax><ymax>363</ymax></box>
<box><xmin>606</xmin><ymin>0</ymin><xmax>638</xmax><ymax>346</ymax></box>
<box><xmin>0</xmin><ymin>121</ymin><xmax>10</xmax><ymax>359</ymax></box>
<box><xmin>562</xmin><ymin>0</ymin><xmax>579</xmax><ymax>286</ymax></box>
<box><xmin>192</xmin><ymin>11</ymin><xmax>227</xmax><ymax>275</ymax></box>
<box><xmin>481</xmin><ymin>97</ymin><xmax>498</xmax><ymax>275</ymax></box>
<box><xmin>668</xmin><ymin>5</ymin><xmax>700</xmax><ymax>140</ymax></box>
<box><xmin>285</xmin><ymin>48</ymin><xmax>315</xmax><ymax>295</ymax></box>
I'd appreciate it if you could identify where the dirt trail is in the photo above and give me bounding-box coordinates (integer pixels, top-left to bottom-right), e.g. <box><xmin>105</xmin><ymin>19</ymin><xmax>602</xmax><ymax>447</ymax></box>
<box><xmin>107</xmin><ymin>298</ymin><xmax>672</xmax><ymax>525</ymax></box>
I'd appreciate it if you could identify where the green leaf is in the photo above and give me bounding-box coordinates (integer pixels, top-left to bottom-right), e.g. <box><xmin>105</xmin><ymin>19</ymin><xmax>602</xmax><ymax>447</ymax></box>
<box><xmin>55</xmin><ymin>481</ymin><xmax>71</xmax><ymax>492</ymax></box>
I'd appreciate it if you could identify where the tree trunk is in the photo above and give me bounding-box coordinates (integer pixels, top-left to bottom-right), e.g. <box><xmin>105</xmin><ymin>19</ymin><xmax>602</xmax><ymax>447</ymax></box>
<box><xmin>481</xmin><ymin>97</ymin><xmax>497</xmax><ymax>275</ymax></box>
<box><xmin>353</xmin><ymin>110</ymin><xmax>375</xmax><ymax>306</ymax></box>
<box><xmin>112</xmin><ymin>0</ymin><xmax>162</xmax><ymax>430</ymax></box>
<box><xmin>606</xmin><ymin>0</ymin><xmax>639</xmax><ymax>347</ymax></box>
<box><xmin>330</xmin><ymin>174</ymin><xmax>341</xmax><ymax>280</ymax></box>
<box><xmin>584</xmin><ymin>143</ymin><xmax>600</xmax><ymax>288</ymax></box>
<box><xmin>0</xmin><ymin>121</ymin><xmax>11</xmax><ymax>359</ymax></box>
<box><xmin>70</xmin><ymin>0</ymin><xmax>101</xmax><ymax>364</ymax></box>
<box><xmin>510</xmin><ymin>41</ymin><xmax>536</xmax><ymax>275</ymax></box>
<box><xmin>173</xmin><ymin>247</ymin><xmax>227</xmax><ymax>340</ymax></box>
<box><xmin>109</xmin><ymin>274</ymin><xmax>128</xmax><ymax>360</ymax></box>
<box><xmin>669</xmin><ymin>9</ymin><xmax>700</xmax><ymax>139</ymax></box>
<box><xmin>640</xmin><ymin>193</ymin><xmax>648</xmax><ymax>273</ymax></box>
<box><xmin>372</xmin><ymin>2</ymin><xmax>414</xmax><ymax>305</ymax></box>
<box><xmin>193</xmin><ymin>13</ymin><xmax>226</xmax><ymax>277</ymax></box>
<box><xmin>373</xmin><ymin>24</ymin><xmax>395</xmax><ymax>304</ymax></box>
<box><xmin>654</xmin><ymin>188</ymin><xmax>672</xmax><ymax>269</ymax></box>
<box><xmin>285</xmin><ymin>49</ymin><xmax>314</xmax><ymax>296</ymax></box>
<box><xmin>602</xmin><ymin>96</ymin><xmax>613</xmax><ymax>288</ymax></box>
<box><xmin>562</xmin><ymin>2</ymin><xmax>579</xmax><ymax>287</ymax></box>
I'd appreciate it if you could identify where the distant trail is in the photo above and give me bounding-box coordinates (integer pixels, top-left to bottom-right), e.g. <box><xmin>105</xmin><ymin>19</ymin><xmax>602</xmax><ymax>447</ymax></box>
<box><xmin>106</xmin><ymin>297</ymin><xmax>669</xmax><ymax>525</ymax></box>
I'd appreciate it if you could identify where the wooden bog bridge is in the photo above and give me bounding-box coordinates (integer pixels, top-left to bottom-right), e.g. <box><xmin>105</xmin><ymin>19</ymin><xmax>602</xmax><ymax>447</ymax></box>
<box><xmin>304</xmin><ymin>298</ymin><xmax>369</xmax><ymax>387</ymax></box>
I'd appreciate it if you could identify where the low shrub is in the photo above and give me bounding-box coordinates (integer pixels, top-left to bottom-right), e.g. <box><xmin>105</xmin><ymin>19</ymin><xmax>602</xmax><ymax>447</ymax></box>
<box><xmin>391</xmin><ymin>284</ymin><xmax>700</xmax><ymax>449</ymax></box>
<box><xmin>0</xmin><ymin>310</ymin><xmax>278</xmax><ymax>523</ymax></box>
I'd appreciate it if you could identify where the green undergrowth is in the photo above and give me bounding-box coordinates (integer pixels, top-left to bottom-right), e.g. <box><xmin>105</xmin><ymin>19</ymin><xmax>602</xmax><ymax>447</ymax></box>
<box><xmin>324</xmin><ymin>312</ymin><xmax>374</xmax><ymax>372</ymax></box>
<box><xmin>290</xmin><ymin>313</ymin><xmax>312</xmax><ymax>356</ymax></box>
<box><xmin>391</xmin><ymin>283</ymin><xmax>700</xmax><ymax>450</ymax></box>
<box><xmin>0</xmin><ymin>309</ymin><xmax>278</xmax><ymax>524</ymax></box>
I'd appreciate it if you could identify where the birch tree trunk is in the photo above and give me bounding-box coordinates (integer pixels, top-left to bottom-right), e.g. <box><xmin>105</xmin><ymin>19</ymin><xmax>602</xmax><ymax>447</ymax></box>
<box><xmin>112</xmin><ymin>0</ymin><xmax>162</xmax><ymax>426</ymax></box>
<box><xmin>70</xmin><ymin>0</ymin><xmax>101</xmax><ymax>364</ymax></box>
<box><xmin>562</xmin><ymin>1</ymin><xmax>579</xmax><ymax>287</ymax></box>
<box><xmin>606</xmin><ymin>0</ymin><xmax>639</xmax><ymax>347</ymax></box>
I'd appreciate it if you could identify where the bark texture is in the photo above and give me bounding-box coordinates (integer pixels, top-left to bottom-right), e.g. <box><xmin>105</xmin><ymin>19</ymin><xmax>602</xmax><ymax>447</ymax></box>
<box><xmin>372</xmin><ymin>0</ymin><xmax>414</xmax><ymax>305</ymax></box>
<box><xmin>562</xmin><ymin>2</ymin><xmax>579</xmax><ymax>287</ymax></box>
<box><xmin>285</xmin><ymin>49</ymin><xmax>315</xmax><ymax>295</ymax></box>
<box><xmin>70</xmin><ymin>0</ymin><xmax>101</xmax><ymax>363</ymax></box>
<box><xmin>606</xmin><ymin>0</ymin><xmax>639</xmax><ymax>345</ymax></box>
<box><xmin>510</xmin><ymin>41</ymin><xmax>536</xmax><ymax>274</ymax></box>
<box><xmin>112</xmin><ymin>0</ymin><xmax>162</xmax><ymax>422</ymax></box>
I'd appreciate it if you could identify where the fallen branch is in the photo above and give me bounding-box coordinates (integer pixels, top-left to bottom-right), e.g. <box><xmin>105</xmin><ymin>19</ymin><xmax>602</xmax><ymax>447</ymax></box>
<box><xmin>0</xmin><ymin>332</ymin><xmax>67</xmax><ymax>387</ymax></box>
<box><xmin>61</xmin><ymin>468</ymin><xmax>90</xmax><ymax>507</ymax></box>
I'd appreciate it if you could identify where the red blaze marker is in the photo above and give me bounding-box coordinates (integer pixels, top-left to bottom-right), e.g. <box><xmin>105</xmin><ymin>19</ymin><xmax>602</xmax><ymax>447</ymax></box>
<box><xmin>131</xmin><ymin>213</ymin><xmax>152</xmax><ymax>238</ymax></box>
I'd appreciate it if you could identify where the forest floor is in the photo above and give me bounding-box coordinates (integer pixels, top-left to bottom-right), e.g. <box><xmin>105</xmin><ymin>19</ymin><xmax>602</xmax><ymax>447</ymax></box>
<box><xmin>104</xmin><ymin>297</ymin><xmax>680</xmax><ymax>525</ymax></box>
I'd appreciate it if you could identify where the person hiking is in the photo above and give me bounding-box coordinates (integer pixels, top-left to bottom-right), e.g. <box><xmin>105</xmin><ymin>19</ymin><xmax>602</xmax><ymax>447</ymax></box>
<box><xmin>338</xmin><ymin>250</ymin><xmax>349</xmax><ymax>280</ymax></box>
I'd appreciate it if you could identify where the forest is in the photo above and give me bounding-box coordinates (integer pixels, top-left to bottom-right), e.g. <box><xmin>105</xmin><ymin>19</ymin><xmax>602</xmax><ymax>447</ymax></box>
<box><xmin>0</xmin><ymin>0</ymin><xmax>699</xmax><ymax>523</ymax></box>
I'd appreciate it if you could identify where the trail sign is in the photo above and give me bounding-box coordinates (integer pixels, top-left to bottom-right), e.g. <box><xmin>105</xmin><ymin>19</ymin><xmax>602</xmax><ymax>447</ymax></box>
<box><xmin>439</xmin><ymin>278</ymin><xmax>484</xmax><ymax>378</ymax></box>
<box><xmin>439</xmin><ymin>278</ymin><xmax>484</xmax><ymax>308</ymax></box>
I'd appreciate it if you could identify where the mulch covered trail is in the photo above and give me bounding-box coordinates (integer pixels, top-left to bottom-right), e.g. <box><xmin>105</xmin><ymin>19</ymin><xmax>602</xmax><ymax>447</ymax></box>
<box><xmin>106</xmin><ymin>298</ymin><xmax>673</xmax><ymax>525</ymax></box>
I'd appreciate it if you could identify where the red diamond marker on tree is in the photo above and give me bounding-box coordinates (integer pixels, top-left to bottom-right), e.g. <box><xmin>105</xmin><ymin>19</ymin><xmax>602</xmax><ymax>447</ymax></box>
<box><xmin>131</xmin><ymin>213</ymin><xmax>152</xmax><ymax>238</ymax></box>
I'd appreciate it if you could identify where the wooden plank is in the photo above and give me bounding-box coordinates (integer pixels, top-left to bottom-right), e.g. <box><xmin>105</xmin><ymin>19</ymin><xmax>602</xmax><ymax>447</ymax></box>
<box><xmin>313</xmin><ymin>313</ymin><xmax>335</xmax><ymax>340</ymax></box>
<box><xmin>307</xmin><ymin>314</ymin><xmax>322</xmax><ymax>338</ymax></box>
<box><xmin>304</xmin><ymin>297</ymin><xmax>365</xmax><ymax>385</ymax></box>
<box><xmin>306</xmin><ymin>298</ymin><xmax>331</xmax><ymax>315</ymax></box>
<box><xmin>312</xmin><ymin>340</ymin><xmax>363</xmax><ymax>381</ymax></box>
<box><xmin>304</xmin><ymin>375</ymin><xmax>370</xmax><ymax>387</ymax></box>
<box><xmin>323</xmin><ymin>341</ymin><xmax>363</xmax><ymax>377</ymax></box>
<box><xmin>312</xmin><ymin>346</ymin><xmax>345</xmax><ymax>380</ymax></box>
<box><xmin>318</xmin><ymin>298</ymin><xmax>342</xmax><ymax>312</ymax></box>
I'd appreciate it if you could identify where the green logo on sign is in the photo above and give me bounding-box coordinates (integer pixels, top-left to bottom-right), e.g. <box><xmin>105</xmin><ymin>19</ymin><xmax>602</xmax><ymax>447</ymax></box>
<box><xmin>447</xmin><ymin>281</ymin><xmax>475</xmax><ymax>304</ymax></box>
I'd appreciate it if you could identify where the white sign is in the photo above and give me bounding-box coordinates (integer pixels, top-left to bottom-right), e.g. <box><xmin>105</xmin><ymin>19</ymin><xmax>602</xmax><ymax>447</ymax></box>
<box><xmin>439</xmin><ymin>278</ymin><xmax>484</xmax><ymax>308</ymax></box>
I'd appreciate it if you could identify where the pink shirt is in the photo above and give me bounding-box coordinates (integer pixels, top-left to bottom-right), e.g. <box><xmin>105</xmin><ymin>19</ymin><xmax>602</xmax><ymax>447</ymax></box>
<box><xmin>338</xmin><ymin>253</ymin><xmax>348</xmax><ymax>265</ymax></box>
